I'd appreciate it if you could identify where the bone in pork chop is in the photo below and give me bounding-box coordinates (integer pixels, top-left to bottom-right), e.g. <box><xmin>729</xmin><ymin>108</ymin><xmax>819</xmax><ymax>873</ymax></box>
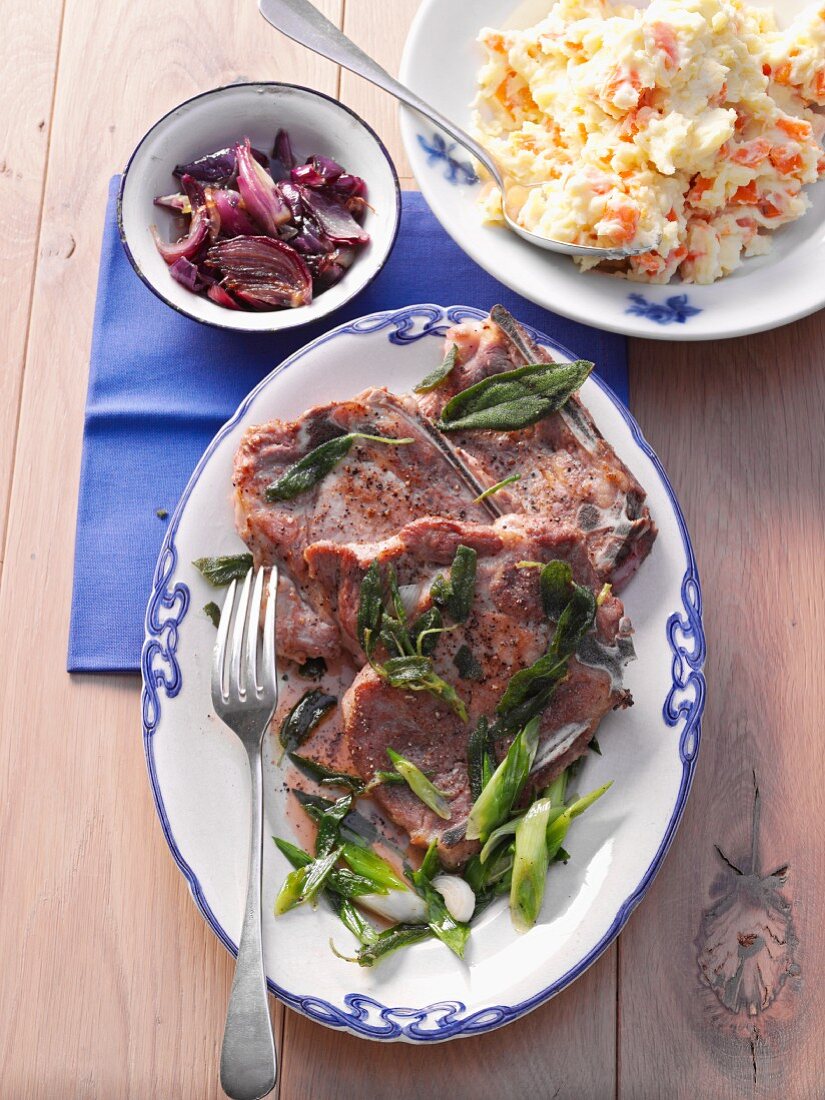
<box><xmin>307</xmin><ymin>515</ymin><xmax>633</xmax><ymax>868</ymax></box>
<box><xmin>233</xmin><ymin>388</ymin><xmax>492</xmax><ymax>661</ymax></box>
<box><xmin>415</xmin><ymin>307</ymin><xmax>657</xmax><ymax>591</ymax></box>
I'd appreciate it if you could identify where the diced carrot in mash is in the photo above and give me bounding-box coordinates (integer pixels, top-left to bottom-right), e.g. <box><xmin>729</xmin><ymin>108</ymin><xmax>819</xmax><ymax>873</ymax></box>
<box><xmin>769</xmin><ymin>146</ymin><xmax>803</xmax><ymax>174</ymax></box>
<box><xmin>603</xmin><ymin>200</ymin><xmax>640</xmax><ymax>242</ymax></box>
<box><xmin>760</xmin><ymin>197</ymin><xmax>784</xmax><ymax>218</ymax></box>
<box><xmin>484</xmin><ymin>32</ymin><xmax>506</xmax><ymax>53</ymax></box>
<box><xmin>649</xmin><ymin>22</ymin><xmax>679</xmax><ymax>68</ymax></box>
<box><xmin>635</xmin><ymin>252</ymin><xmax>664</xmax><ymax>276</ymax></box>
<box><xmin>773</xmin><ymin>62</ymin><xmax>792</xmax><ymax>86</ymax></box>
<box><xmin>732</xmin><ymin>181</ymin><xmax>759</xmax><ymax>205</ymax></box>
<box><xmin>731</xmin><ymin>139</ymin><xmax>770</xmax><ymax>167</ymax></box>
<box><xmin>710</xmin><ymin>83</ymin><xmax>728</xmax><ymax>107</ymax></box>
<box><xmin>777</xmin><ymin>117</ymin><xmax>812</xmax><ymax>140</ymax></box>
<box><xmin>816</xmin><ymin>71</ymin><xmax>825</xmax><ymax>98</ymax></box>
<box><xmin>688</xmin><ymin>177</ymin><xmax>713</xmax><ymax>203</ymax></box>
<box><xmin>585</xmin><ymin>169</ymin><xmax>612</xmax><ymax>195</ymax></box>
<box><xmin>602</xmin><ymin>65</ymin><xmax>641</xmax><ymax>105</ymax></box>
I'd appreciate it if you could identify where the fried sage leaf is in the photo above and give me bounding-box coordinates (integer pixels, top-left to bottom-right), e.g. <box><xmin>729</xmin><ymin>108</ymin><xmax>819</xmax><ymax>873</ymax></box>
<box><xmin>413</xmin><ymin>343</ymin><xmax>458</xmax><ymax>394</ymax></box>
<box><xmin>294</xmin><ymin>790</ymin><xmax>382</xmax><ymax>849</ymax></box>
<box><xmin>347</xmin><ymin>924</ymin><xmax>433</xmax><ymax>967</ymax></box>
<box><xmin>437</xmin><ymin>359</ymin><xmax>593</xmax><ymax>433</ymax></box>
<box><xmin>278</xmin><ymin>689</ymin><xmax>337</xmax><ymax>755</ymax></box>
<box><xmin>315</xmin><ymin>794</ymin><xmax>353</xmax><ymax>858</ymax></box>
<box><xmin>539</xmin><ymin>560</ymin><xmax>574</xmax><ymax>621</ymax></box>
<box><xmin>496</xmin><ymin>573</ymin><xmax>597</xmax><ymax>731</ymax></box>
<box><xmin>203</xmin><ymin>601</ymin><xmax>221</xmax><ymax>628</ymax></box>
<box><xmin>379</xmin><ymin>656</ymin><xmax>468</xmax><ymax>722</ymax></box>
<box><xmin>297</xmin><ymin>656</ymin><xmax>327</xmax><ymax>680</ymax></box>
<box><xmin>410</xmin><ymin>606</ymin><xmax>443</xmax><ymax>657</ymax></box>
<box><xmin>467</xmin><ymin>716</ymin><xmax>495</xmax><ymax>802</ymax></box>
<box><xmin>265</xmin><ymin>432</ymin><xmax>413</xmax><ymax>502</ymax></box>
<box><xmin>356</xmin><ymin>559</ymin><xmax>384</xmax><ymax>656</ymax></box>
<box><xmin>193</xmin><ymin>553</ymin><xmax>253</xmax><ymax>586</ymax></box>
<box><xmin>430</xmin><ymin>545</ymin><xmax>477</xmax><ymax>624</ymax></box>
<box><xmin>288</xmin><ymin>753</ymin><xmax>365</xmax><ymax>793</ymax></box>
<box><xmin>454</xmin><ymin>643</ymin><xmax>483</xmax><ymax>682</ymax></box>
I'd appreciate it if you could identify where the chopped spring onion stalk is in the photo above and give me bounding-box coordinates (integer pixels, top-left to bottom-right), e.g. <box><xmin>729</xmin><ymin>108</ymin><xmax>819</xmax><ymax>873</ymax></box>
<box><xmin>478</xmin><ymin>812</ymin><xmax>526</xmax><ymax>864</ymax></box>
<box><xmin>341</xmin><ymin>844</ymin><xmax>407</xmax><ymax>892</ymax></box>
<box><xmin>510</xmin><ymin>798</ymin><xmax>555</xmax><ymax>933</ymax></box>
<box><xmin>274</xmin><ymin>845</ymin><xmax>342</xmax><ymax>914</ymax></box>
<box><xmin>387</xmin><ymin>748</ymin><xmax>451</xmax><ymax>820</ymax></box>
<box><xmin>465</xmin><ymin>717</ymin><xmax>541</xmax><ymax>842</ymax></box>
<box><xmin>273</xmin><ymin>837</ymin><xmax>384</xmax><ymax>898</ymax></box>
<box><xmin>545</xmin><ymin>783</ymin><xmax>613</xmax><ymax>859</ymax></box>
<box><xmin>596</xmin><ymin>583</ymin><xmax>612</xmax><ymax>607</ymax></box>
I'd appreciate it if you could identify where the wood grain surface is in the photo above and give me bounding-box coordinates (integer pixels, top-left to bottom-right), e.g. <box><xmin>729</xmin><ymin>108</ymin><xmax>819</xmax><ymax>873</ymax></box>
<box><xmin>0</xmin><ymin>1</ymin><xmax>822</xmax><ymax>1098</ymax></box>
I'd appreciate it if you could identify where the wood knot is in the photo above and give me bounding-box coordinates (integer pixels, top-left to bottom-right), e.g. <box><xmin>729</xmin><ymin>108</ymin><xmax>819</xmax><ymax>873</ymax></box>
<box><xmin>695</xmin><ymin>773</ymin><xmax>799</xmax><ymax>1024</ymax></box>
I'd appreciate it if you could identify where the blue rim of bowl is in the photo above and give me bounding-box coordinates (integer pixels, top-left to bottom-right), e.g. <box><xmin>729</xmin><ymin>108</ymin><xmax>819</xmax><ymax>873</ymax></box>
<box><xmin>141</xmin><ymin>303</ymin><xmax>706</xmax><ymax>1041</ymax></box>
<box><xmin>117</xmin><ymin>81</ymin><xmax>402</xmax><ymax>333</ymax></box>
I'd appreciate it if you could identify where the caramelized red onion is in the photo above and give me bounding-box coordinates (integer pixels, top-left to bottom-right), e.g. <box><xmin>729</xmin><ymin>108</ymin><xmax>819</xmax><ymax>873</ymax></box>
<box><xmin>150</xmin><ymin>129</ymin><xmax>370</xmax><ymax>311</ymax></box>
<box><xmin>150</xmin><ymin>175</ymin><xmax>211</xmax><ymax>265</ymax></box>
<box><xmin>236</xmin><ymin>138</ymin><xmax>290</xmax><ymax>235</ymax></box>
<box><xmin>206</xmin><ymin>236</ymin><xmax>312</xmax><ymax>309</ymax></box>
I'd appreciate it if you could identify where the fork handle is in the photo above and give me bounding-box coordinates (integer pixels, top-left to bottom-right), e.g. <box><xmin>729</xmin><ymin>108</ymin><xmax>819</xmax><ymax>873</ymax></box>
<box><xmin>220</xmin><ymin>744</ymin><xmax>277</xmax><ymax>1100</ymax></box>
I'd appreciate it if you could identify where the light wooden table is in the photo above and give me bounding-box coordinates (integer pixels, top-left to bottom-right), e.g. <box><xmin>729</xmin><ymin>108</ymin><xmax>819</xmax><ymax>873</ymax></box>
<box><xmin>1</xmin><ymin>2</ymin><xmax>823</xmax><ymax>1097</ymax></box>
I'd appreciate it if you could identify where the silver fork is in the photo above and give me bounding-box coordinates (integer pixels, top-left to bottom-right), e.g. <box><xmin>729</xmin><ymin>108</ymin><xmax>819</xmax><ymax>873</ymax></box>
<box><xmin>212</xmin><ymin>566</ymin><xmax>279</xmax><ymax>1100</ymax></box>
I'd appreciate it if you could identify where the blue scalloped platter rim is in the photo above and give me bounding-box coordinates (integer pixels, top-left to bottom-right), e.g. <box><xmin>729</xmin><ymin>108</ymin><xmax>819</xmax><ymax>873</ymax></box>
<box><xmin>141</xmin><ymin>303</ymin><xmax>706</xmax><ymax>1042</ymax></box>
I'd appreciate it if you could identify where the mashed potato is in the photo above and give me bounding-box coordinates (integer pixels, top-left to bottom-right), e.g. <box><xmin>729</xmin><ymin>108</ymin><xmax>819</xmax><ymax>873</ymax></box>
<box><xmin>473</xmin><ymin>0</ymin><xmax>825</xmax><ymax>283</ymax></box>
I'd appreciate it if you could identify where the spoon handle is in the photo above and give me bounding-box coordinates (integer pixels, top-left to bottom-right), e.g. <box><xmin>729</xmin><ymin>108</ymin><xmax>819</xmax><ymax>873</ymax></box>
<box><xmin>258</xmin><ymin>0</ymin><xmax>499</xmax><ymax>182</ymax></box>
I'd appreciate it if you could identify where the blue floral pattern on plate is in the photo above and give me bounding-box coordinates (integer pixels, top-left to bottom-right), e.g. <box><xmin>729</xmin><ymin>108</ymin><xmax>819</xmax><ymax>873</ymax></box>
<box><xmin>626</xmin><ymin>292</ymin><xmax>702</xmax><ymax>325</ymax></box>
<box><xmin>417</xmin><ymin>132</ymin><xmax>478</xmax><ymax>185</ymax></box>
<box><xmin>142</xmin><ymin>305</ymin><xmax>706</xmax><ymax>1042</ymax></box>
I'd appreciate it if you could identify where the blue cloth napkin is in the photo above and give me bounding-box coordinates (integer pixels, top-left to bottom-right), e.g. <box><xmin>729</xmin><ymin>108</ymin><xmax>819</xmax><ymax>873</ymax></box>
<box><xmin>68</xmin><ymin>178</ymin><xmax>628</xmax><ymax>673</ymax></box>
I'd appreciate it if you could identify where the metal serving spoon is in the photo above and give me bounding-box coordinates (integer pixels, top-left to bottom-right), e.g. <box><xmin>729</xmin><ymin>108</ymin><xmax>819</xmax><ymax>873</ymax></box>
<box><xmin>258</xmin><ymin>0</ymin><xmax>655</xmax><ymax>260</ymax></box>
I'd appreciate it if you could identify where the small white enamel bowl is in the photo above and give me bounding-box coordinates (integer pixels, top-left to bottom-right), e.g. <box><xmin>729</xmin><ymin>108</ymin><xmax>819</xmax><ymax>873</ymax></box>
<box><xmin>118</xmin><ymin>82</ymin><xmax>400</xmax><ymax>332</ymax></box>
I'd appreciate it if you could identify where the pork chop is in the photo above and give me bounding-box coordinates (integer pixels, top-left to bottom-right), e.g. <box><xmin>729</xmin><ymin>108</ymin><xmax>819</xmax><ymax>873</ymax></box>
<box><xmin>309</xmin><ymin>514</ymin><xmax>634</xmax><ymax>867</ymax></box>
<box><xmin>234</xmin><ymin>388</ymin><xmax>493</xmax><ymax>660</ymax></box>
<box><xmin>415</xmin><ymin>307</ymin><xmax>658</xmax><ymax>590</ymax></box>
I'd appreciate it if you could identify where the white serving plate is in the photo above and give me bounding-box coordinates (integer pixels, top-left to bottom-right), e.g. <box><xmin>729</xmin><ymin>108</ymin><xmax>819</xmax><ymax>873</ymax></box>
<box><xmin>141</xmin><ymin>305</ymin><xmax>706</xmax><ymax>1041</ymax></box>
<box><xmin>399</xmin><ymin>0</ymin><xmax>825</xmax><ymax>341</ymax></box>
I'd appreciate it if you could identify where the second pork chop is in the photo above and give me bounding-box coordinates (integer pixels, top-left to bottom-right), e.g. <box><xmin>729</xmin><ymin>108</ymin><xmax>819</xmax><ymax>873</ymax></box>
<box><xmin>307</xmin><ymin>514</ymin><xmax>634</xmax><ymax>867</ymax></box>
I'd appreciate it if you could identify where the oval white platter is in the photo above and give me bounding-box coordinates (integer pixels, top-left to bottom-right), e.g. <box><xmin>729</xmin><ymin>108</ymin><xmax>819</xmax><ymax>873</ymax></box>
<box><xmin>399</xmin><ymin>0</ymin><xmax>825</xmax><ymax>341</ymax></box>
<box><xmin>142</xmin><ymin>304</ymin><xmax>706</xmax><ymax>1042</ymax></box>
